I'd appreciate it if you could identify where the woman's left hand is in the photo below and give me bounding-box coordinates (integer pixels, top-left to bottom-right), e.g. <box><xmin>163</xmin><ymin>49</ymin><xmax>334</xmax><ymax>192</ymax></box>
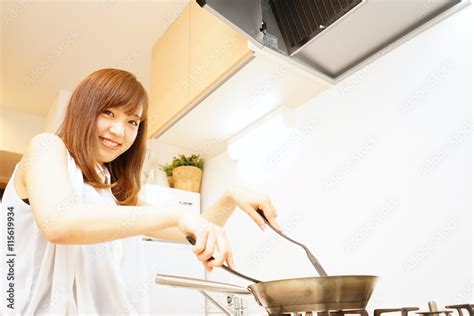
<box><xmin>227</xmin><ymin>187</ymin><xmax>283</xmax><ymax>231</ymax></box>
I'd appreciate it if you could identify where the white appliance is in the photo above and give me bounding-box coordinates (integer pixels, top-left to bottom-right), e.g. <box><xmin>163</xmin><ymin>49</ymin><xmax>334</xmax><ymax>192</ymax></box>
<box><xmin>139</xmin><ymin>185</ymin><xmax>205</xmax><ymax>314</ymax></box>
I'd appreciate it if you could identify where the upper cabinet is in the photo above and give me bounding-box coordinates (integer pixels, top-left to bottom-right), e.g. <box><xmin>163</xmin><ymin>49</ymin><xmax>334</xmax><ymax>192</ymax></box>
<box><xmin>149</xmin><ymin>4</ymin><xmax>190</xmax><ymax>138</ymax></box>
<box><xmin>148</xmin><ymin>1</ymin><xmax>253</xmax><ymax>138</ymax></box>
<box><xmin>188</xmin><ymin>1</ymin><xmax>253</xmax><ymax>102</ymax></box>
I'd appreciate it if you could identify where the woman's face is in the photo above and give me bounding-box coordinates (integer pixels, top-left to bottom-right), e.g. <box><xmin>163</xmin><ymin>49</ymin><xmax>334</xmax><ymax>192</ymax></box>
<box><xmin>95</xmin><ymin>105</ymin><xmax>143</xmax><ymax>163</ymax></box>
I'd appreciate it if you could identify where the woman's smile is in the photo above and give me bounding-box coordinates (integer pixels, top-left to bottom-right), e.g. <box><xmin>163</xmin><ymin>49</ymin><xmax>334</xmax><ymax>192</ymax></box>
<box><xmin>99</xmin><ymin>136</ymin><xmax>122</xmax><ymax>150</ymax></box>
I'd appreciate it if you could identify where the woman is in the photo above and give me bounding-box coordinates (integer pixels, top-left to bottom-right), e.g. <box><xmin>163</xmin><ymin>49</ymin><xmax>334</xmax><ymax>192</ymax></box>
<box><xmin>0</xmin><ymin>68</ymin><xmax>281</xmax><ymax>314</ymax></box>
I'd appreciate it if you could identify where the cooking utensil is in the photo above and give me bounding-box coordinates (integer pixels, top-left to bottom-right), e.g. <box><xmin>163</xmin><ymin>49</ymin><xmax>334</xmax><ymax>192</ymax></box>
<box><xmin>248</xmin><ymin>275</ymin><xmax>378</xmax><ymax>313</ymax></box>
<box><xmin>156</xmin><ymin>273</ymin><xmax>379</xmax><ymax>313</ymax></box>
<box><xmin>180</xmin><ymin>210</ymin><xmax>379</xmax><ymax>313</ymax></box>
<box><xmin>155</xmin><ymin>274</ymin><xmax>250</xmax><ymax>316</ymax></box>
<box><xmin>185</xmin><ymin>235</ymin><xmax>261</xmax><ymax>283</ymax></box>
<box><xmin>155</xmin><ymin>274</ymin><xmax>251</xmax><ymax>295</ymax></box>
<box><xmin>256</xmin><ymin>208</ymin><xmax>327</xmax><ymax>276</ymax></box>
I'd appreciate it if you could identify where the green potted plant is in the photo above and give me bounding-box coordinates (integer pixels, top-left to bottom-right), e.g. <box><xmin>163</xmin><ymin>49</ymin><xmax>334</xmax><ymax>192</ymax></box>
<box><xmin>160</xmin><ymin>154</ymin><xmax>204</xmax><ymax>192</ymax></box>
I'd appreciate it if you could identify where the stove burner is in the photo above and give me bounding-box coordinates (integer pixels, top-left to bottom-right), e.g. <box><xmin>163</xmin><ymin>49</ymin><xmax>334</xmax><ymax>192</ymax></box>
<box><xmin>270</xmin><ymin>302</ymin><xmax>473</xmax><ymax>316</ymax></box>
<box><xmin>445</xmin><ymin>304</ymin><xmax>474</xmax><ymax>316</ymax></box>
<box><xmin>415</xmin><ymin>302</ymin><xmax>453</xmax><ymax>316</ymax></box>
<box><xmin>317</xmin><ymin>309</ymin><xmax>369</xmax><ymax>316</ymax></box>
<box><xmin>270</xmin><ymin>311</ymin><xmax>369</xmax><ymax>316</ymax></box>
<box><xmin>416</xmin><ymin>312</ymin><xmax>452</xmax><ymax>316</ymax></box>
<box><xmin>372</xmin><ymin>302</ymin><xmax>473</xmax><ymax>316</ymax></box>
<box><xmin>375</xmin><ymin>307</ymin><xmax>419</xmax><ymax>316</ymax></box>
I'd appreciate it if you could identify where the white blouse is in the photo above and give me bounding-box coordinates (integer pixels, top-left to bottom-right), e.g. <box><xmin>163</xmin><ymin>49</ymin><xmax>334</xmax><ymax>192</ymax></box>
<box><xmin>0</xmin><ymin>149</ymin><xmax>150</xmax><ymax>315</ymax></box>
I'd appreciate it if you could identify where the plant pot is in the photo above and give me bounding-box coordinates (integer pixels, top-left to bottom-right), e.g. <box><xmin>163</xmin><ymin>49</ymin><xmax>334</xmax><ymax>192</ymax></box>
<box><xmin>172</xmin><ymin>166</ymin><xmax>202</xmax><ymax>193</ymax></box>
<box><xmin>167</xmin><ymin>176</ymin><xmax>174</xmax><ymax>188</ymax></box>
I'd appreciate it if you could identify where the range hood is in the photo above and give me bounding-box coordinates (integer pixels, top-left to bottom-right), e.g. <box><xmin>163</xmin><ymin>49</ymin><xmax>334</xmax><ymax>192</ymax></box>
<box><xmin>196</xmin><ymin>0</ymin><xmax>468</xmax><ymax>82</ymax></box>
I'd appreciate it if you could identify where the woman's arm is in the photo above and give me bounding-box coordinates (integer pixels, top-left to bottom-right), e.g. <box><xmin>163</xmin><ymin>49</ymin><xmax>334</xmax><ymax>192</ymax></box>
<box><xmin>201</xmin><ymin>192</ymin><xmax>238</xmax><ymax>226</ymax></box>
<box><xmin>22</xmin><ymin>133</ymin><xmax>188</xmax><ymax>244</ymax></box>
<box><xmin>143</xmin><ymin>185</ymin><xmax>283</xmax><ymax>244</ymax></box>
<box><xmin>142</xmin><ymin>192</ymin><xmax>237</xmax><ymax>243</ymax></box>
<box><xmin>22</xmin><ymin>133</ymin><xmax>235</xmax><ymax>268</ymax></box>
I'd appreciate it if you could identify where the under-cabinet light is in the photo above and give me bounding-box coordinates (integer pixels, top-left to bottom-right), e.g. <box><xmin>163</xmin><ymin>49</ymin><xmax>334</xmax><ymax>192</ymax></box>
<box><xmin>227</xmin><ymin>106</ymin><xmax>295</xmax><ymax>161</ymax></box>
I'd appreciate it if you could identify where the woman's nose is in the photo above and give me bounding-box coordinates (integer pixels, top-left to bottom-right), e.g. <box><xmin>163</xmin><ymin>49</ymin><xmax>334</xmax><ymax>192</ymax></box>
<box><xmin>109</xmin><ymin>121</ymin><xmax>125</xmax><ymax>137</ymax></box>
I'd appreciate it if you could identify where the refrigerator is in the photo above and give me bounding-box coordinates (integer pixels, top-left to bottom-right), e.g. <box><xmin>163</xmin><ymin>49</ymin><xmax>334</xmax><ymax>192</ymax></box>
<box><xmin>139</xmin><ymin>184</ymin><xmax>205</xmax><ymax>314</ymax></box>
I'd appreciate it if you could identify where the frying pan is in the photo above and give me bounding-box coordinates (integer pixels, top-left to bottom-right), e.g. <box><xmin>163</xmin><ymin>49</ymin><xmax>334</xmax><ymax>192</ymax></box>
<box><xmin>175</xmin><ymin>209</ymin><xmax>378</xmax><ymax>313</ymax></box>
<box><xmin>180</xmin><ymin>233</ymin><xmax>378</xmax><ymax>314</ymax></box>
<box><xmin>155</xmin><ymin>273</ymin><xmax>378</xmax><ymax>314</ymax></box>
<box><xmin>247</xmin><ymin>274</ymin><xmax>378</xmax><ymax>313</ymax></box>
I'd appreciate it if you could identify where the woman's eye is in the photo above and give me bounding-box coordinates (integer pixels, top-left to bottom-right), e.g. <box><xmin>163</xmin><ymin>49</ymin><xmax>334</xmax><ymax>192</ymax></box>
<box><xmin>129</xmin><ymin>120</ymin><xmax>139</xmax><ymax>127</ymax></box>
<box><xmin>103</xmin><ymin>110</ymin><xmax>114</xmax><ymax>117</ymax></box>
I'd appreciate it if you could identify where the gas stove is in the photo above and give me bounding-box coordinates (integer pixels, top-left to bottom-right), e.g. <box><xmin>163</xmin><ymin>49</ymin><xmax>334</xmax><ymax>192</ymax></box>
<box><xmin>154</xmin><ymin>274</ymin><xmax>472</xmax><ymax>316</ymax></box>
<box><xmin>261</xmin><ymin>302</ymin><xmax>473</xmax><ymax>316</ymax></box>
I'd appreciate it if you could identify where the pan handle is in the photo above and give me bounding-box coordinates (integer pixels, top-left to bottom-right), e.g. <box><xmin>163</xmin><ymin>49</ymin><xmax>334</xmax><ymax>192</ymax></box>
<box><xmin>246</xmin><ymin>285</ymin><xmax>264</xmax><ymax>307</ymax></box>
<box><xmin>186</xmin><ymin>235</ymin><xmax>262</xmax><ymax>283</ymax></box>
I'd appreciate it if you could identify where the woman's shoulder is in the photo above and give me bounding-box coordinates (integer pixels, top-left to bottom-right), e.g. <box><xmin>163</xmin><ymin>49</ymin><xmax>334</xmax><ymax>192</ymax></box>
<box><xmin>29</xmin><ymin>132</ymin><xmax>66</xmax><ymax>150</ymax></box>
<box><xmin>15</xmin><ymin>134</ymin><xmax>70</xmax><ymax>197</ymax></box>
<box><xmin>20</xmin><ymin>133</ymin><xmax>69</xmax><ymax>170</ymax></box>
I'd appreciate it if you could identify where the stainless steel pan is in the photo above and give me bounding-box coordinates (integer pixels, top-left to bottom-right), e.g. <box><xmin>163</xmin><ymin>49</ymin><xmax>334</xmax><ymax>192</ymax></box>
<box><xmin>178</xmin><ymin>209</ymin><xmax>378</xmax><ymax>313</ymax></box>
<box><xmin>247</xmin><ymin>275</ymin><xmax>378</xmax><ymax>313</ymax></box>
<box><xmin>169</xmin><ymin>236</ymin><xmax>378</xmax><ymax>313</ymax></box>
<box><xmin>155</xmin><ymin>273</ymin><xmax>378</xmax><ymax>313</ymax></box>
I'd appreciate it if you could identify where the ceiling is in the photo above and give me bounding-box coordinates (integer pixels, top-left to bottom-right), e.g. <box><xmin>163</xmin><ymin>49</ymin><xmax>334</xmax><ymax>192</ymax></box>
<box><xmin>0</xmin><ymin>0</ymin><xmax>189</xmax><ymax>117</ymax></box>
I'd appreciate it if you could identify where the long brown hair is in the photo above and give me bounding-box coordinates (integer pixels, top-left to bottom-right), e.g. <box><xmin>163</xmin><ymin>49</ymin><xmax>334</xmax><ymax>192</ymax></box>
<box><xmin>57</xmin><ymin>68</ymin><xmax>148</xmax><ymax>206</ymax></box>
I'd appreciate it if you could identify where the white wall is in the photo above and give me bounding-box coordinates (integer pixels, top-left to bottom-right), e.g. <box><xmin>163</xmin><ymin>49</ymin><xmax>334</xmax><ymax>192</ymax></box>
<box><xmin>201</xmin><ymin>6</ymin><xmax>472</xmax><ymax>314</ymax></box>
<box><xmin>43</xmin><ymin>90</ymin><xmax>71</xmax><ymax>133</ymax></box>
<box><xmin>0</xmin><ymin>88</ymin><xmax>70</xmax><ymax>154</ymax></box>
<box><xmin>0</xmin><ymin>106</ymin><xmax>45</xmax><ymax>154</ymax></box>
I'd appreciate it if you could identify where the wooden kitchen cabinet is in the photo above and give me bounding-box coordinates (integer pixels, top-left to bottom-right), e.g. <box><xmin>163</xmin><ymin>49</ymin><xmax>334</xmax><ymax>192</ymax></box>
<box><xmin>148</xmin><ymin>1</ymin><xmax>253</xmax><ymax>138</ymax></box>
<box><xmin>188</xmin><ymin>1</ymin><xmax>253</xmax><ymax>103</ymax></box>
<box><xmin>149</xmin><ymin>4</ymin><xmax>190</xmax><ymax>138</ymax></box>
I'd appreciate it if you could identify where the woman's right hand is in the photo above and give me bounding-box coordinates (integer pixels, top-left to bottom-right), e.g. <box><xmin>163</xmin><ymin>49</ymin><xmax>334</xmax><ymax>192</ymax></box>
<box><xmin>177</xmin><ymin>213</ymin><xmax>235</xmax><ymax>271</ymax></box>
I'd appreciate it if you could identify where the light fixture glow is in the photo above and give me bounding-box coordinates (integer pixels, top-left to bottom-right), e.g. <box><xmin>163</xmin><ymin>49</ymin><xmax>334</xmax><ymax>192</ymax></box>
<box><xmin>227</xmin><ymin>106</ymin><xmax>295</xmax><ymax>161</ymax></box>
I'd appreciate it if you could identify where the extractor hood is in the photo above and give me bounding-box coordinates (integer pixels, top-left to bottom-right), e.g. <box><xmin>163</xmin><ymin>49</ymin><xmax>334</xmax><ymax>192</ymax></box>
<box><xmin>196</xmin><ymin>0</ymin><xmax>469</xmax><ymax>82</ymax></box>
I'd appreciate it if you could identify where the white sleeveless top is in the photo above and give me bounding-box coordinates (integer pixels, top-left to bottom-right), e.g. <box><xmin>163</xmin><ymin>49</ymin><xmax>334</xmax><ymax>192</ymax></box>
<box><xmin>0</xmin><ymin>150</ymin><xmax>150</xmax><ymax>315</ymax></box>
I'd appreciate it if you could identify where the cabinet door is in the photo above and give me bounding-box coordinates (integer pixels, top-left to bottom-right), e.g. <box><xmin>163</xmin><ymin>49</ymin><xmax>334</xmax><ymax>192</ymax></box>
<box><xmin>148</xmin><ymin>5</ymin><xmax>190</xmax><ymax>138</ymax></box>
<box><xmin>189</xmin><ymin>1</ymin><xmax>253</xmax><ymax>104</ymax></box>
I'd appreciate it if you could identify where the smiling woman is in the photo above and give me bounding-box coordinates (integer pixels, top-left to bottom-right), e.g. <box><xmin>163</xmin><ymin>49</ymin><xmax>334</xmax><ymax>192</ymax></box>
<box><xmin>57</xmin><ymin>69</ymin><xmax>148</xmax><ymax>206</ymax></box>
<box><xmin>0</xmin><ymin>68</ymin><xmax>282</xmax><ymax>315</ymax></box>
